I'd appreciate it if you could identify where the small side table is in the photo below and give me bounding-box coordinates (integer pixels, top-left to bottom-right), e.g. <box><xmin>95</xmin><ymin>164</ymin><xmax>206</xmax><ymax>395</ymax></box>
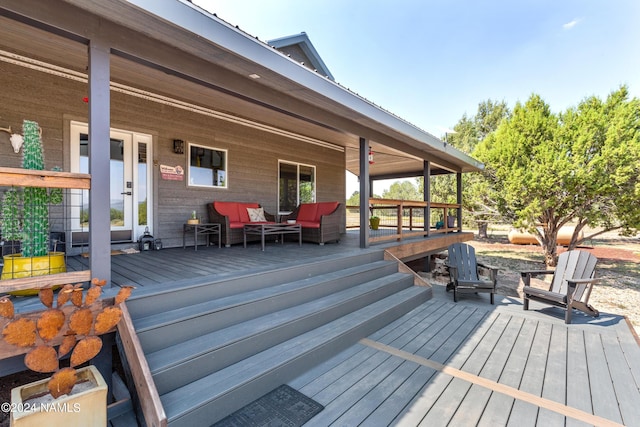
<box><xmin>183</xmin><ymin>223</ymin><xmax>221</xmax><ymax>250</ymax></box>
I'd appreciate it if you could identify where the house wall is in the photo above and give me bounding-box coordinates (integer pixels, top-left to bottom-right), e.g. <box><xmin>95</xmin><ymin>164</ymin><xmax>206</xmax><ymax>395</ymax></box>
<box><xmin>0</xmin><ymin>61</ymin><xmax>346</xmax><ymax>248</ymax></box>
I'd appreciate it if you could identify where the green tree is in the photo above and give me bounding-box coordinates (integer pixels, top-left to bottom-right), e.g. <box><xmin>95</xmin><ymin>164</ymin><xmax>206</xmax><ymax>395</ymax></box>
<box><xmin>475</xmin><ymin>99</ymin><xmax>510</xmax><ymax>140</ymax></box>
<box><xmin>381</xmin><ymin>180</ymin><xmax>421</xmax><ymax>200</ymax></box>
<box><xmin>476</xmin><ymin>88</ymin><xmax>640</xmax><ymax>266</ymax></box>
<box><xmin>417</xmin><ymin>100</ymin><xmax>510</xmax><ymax>236</ymax></box>
<box><xmin>346</xmin><ymin>191</ymin><xmax>360</xmax><ymax>206</ymax></box>
<box><xmin>465</xmin><ymin>100</ymin><xmax>510</xmax><ymax>236</ymax></box>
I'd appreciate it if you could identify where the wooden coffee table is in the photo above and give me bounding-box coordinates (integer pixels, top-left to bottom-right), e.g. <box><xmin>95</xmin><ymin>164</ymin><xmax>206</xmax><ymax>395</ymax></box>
<box><xmin>243</xmin><ymin>223</ymin><xmax>302</xmax><ymax>251</ymax></box>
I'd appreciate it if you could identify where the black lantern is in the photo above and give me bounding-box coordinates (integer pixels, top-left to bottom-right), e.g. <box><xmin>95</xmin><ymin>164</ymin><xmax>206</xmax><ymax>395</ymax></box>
<box><xmin>173</xmin><ymin>139</ymin><xmax>184</xmax><ymax>154</ymax></box>
<box><xmin>138</xmin><ymin>227</ymin><xmax>155</xmax><ymax>251</ymax></box>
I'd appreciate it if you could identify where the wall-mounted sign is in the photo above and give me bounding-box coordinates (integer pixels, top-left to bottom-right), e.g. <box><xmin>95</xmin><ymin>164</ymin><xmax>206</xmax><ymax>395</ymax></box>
<box><xmin>160</xmin><ymin>164</ymin><xmax>184</xmax><ymax>181</ymax></box>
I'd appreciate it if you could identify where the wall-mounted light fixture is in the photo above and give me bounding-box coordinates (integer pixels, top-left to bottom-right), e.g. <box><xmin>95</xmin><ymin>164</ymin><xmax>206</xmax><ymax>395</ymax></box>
<box><xmin>173</xmin><ymin>139</ymin><xmax>184</xmax><ymax>154</ymax></box>
<box><xmin>368</xmin><ymin>149</ymin><xmax>374</xmax><ymax>165</ymax></box>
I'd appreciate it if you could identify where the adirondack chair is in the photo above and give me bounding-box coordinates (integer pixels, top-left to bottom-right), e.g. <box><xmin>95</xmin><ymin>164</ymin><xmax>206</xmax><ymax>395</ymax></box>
<box><xmin>446</xmin><ymin>243</ymin><xmax>498</xmax><ymax>304</ymax></box>
<box><xmin>522</xmin><ymin>250</ymin><xmax>600</xmax><ymax>324</ymax></box>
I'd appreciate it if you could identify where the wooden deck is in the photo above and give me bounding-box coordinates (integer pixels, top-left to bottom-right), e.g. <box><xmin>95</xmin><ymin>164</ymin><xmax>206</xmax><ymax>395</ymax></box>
<box><xmin>62</xmin><ymin>231</ymin><xmax>470</xmax><ymax>291</ymax></box>
<box><xmin>6</xmin><ymin>231</ymin><xmax>639</xmax><ymax>426</ymax></box>
<box><xmin>290</xmin><ymin>285</ymin><xmax>640</xmax><ymax>427</ymax></box>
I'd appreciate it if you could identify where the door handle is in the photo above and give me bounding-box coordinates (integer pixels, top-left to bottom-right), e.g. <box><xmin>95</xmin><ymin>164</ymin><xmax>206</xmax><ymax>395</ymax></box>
<box><xmin>121</xmin><ymin>191</ymin><xmax>132</xmax><ymax>196</ymax></box>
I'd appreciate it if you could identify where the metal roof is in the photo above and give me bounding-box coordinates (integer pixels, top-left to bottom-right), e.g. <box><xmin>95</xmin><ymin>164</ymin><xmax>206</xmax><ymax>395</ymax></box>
<box><xmin>0</xmin><ymin>0</ymin><xmax>483</xmax><ymax>177</ymax></box>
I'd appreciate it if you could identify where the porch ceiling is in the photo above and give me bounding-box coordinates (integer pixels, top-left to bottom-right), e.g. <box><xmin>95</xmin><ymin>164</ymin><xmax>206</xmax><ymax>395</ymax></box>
<box><xmin>0</xmin><ymin>0</ymin><xmax>483</xmax><ymax>179</ymax></box>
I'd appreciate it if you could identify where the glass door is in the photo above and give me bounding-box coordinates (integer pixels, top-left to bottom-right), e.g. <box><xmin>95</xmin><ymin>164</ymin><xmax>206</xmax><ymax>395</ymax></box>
<box><xmin>70</xmin><ymin>122</ymin><xmax>152</xmax><ymax>244</ymax></box>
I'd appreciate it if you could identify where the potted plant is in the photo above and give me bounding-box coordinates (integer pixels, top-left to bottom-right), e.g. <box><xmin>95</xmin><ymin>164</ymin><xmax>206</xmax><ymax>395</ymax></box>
<box><xmin>0</xmin><ymin>279</ymin><xmax>133</xmax><ymax>426</ymax></box>
<box><xmin>187</xmin><ymin>210</ymin><xmax>199</xmax><ymax>225</ymax></box>
<box><xmin>1</xmin><ymin>120</ymin><xmax>65</xmax><ymax>288</ymax></box>
<box><xmin>447</xmin><ymin>208</ymin><xmax>457</xmax><ymax>228</ymax></box>
<box><xmin>369</xmin><ymin>216</ymin><xmax>380</xmax><ymax>230</ymax></box>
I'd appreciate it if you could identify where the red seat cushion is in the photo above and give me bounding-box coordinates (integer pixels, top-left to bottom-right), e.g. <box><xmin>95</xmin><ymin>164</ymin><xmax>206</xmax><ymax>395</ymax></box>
<box><xmin>214</xmin><ymin>202</ymin><xmax>261</xmax><ymax>223</ymax></box>
<box><xmin>297</xmin><ymin>203</ymin><xmax>318</xmax><ymax>222</ymax></box>
<box><xmin>229</xmin><ymin>222</ymin><xmax>245</xmax><ymax>229</ymax></box>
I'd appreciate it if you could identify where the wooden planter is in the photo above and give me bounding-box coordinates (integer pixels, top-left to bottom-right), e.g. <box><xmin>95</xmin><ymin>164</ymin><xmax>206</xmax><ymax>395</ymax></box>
<box><xmin>10</xmin><ymin>365</ymin><xmax>107</xmax><ymax>427</ymax></box>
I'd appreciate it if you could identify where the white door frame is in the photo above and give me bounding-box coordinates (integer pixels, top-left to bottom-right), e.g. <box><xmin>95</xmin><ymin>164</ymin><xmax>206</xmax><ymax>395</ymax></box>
<box><xmin>70</xmin><ymin>121</ymin><xmax>153</xmax><ymax>243</ymax></box>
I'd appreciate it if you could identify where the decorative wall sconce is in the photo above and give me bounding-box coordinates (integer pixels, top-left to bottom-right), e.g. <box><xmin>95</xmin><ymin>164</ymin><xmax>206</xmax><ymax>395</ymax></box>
<box><xmin>173</xmin><ymin>139</ymin><xmax>184</xmax><ymax>154</ymax></box>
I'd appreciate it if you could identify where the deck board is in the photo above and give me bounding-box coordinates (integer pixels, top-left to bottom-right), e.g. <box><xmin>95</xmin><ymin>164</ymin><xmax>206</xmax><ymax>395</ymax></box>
<box><xmin>585</xmin><ymin>332</ymin><xmax>625</xmax><ymax>424</ymax></box>
<box><xmin>479</xmin><ymin>317</ymin><xmax>537</xmax><ymax>426</ymax></box>
<box><xmin>565</xmin><ymin>329</ymin><xmax>593</xmax><ymax>427</ymax></box>
<box><xmin>450</xmin><ymin>316</ymin><xmax>525</xmax><ymax>426</ymax></box>
<box><xmin>537</xmin><ymin>325</ymin><xmax>569</xmax><ymax>426</ymax></box>
<box><xmin>600</xmin><ymin>333</ymin><xmax>640</xmax><ymax>424</ymax></box>
<box><xmin>34</xmin><ymin>232</ymin><xmax>639</xmax><ymax>426</ymax></box>
<box><xmin>289</xmin><ymin>283</ymin><xmax>640</xmax><ymax>427</ymax></box>
<box><xmin>508</xmin><ymin>320</ymin><xmax>551</xmax><ymax>425</ymax></box>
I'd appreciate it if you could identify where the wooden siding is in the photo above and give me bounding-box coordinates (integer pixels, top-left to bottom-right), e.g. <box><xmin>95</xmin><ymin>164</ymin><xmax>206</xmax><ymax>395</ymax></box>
<box><xmin>0</xmin><ymin>60</ymin><xmax>346</xmax><ymax>249</ymax></box>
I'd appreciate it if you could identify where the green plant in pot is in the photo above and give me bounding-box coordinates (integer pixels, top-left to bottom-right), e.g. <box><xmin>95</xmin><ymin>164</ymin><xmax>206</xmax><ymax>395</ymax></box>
<box><xmin>1</xmin><ymin>120</ymin><xmax>65</xmax><ymax>291</ymax></box>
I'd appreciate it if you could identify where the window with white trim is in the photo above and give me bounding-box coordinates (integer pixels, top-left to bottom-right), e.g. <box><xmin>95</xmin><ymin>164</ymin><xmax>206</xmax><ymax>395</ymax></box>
<box><xmin>188</xmin><ymin>143</ymin><xmax>227</xmax><ymax>188</ymax></box>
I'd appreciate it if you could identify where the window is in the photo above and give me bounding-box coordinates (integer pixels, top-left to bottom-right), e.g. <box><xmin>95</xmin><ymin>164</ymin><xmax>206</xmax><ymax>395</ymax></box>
<box><xmin>188</xmin><ymin>143</ymin><xmax>227</xmax><ymax>188</ymax></box>
<box><xmin>279</xmin><ymin>161</ymin><xmax>315</xmax><ymax>213</ymax></box>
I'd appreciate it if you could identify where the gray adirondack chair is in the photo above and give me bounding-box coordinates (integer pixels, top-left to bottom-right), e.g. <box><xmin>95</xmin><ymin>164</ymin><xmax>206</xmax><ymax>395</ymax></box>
<box><xmin>522</xmin><ymin>250</ymin><xmax>600</xmax><ymax>324</ymax></box>
<box><xmin>446</xmin><ymin>243</ymin><xmax>498</xmax><ymax>304</ymax></box>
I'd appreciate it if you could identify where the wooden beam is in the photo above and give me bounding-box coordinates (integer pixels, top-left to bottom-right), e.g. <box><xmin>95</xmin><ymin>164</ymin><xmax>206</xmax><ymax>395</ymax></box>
<box><xmin>384</xmin><ymin>232</ymin><xmax>474</xmax><ymax>261</ymax></box>
<box><xmin>0</xmin><ymin>167</ymin><xmax>90</xmax><ymax>189</ymax></box>
<box><xmin>0</xmin><ymin>271</ymin><xmax>91</xmax><ymax>294</ymax></box>
<box><xmin>384</xmin><ymin>250</ymin><xmax>433</xmax><ymax>290</ymax></box>
<box><xmin>117</xmin><ymin>303</ymin><xmax>167</xmax><ymax>427</ymax></box>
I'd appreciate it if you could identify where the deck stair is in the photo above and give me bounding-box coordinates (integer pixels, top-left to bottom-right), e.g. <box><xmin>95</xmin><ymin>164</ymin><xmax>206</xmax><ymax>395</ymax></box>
<box><xmin>123</xmin><ymin>250</ymin><xmax>431</xmax><ymax>426</ymax></box>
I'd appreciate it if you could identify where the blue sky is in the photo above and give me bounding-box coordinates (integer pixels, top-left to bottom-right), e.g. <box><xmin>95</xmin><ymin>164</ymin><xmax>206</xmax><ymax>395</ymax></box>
<box><xmin>191</xmin><ymin>0</ymin><xmax>640</xmax><ymax>193</ymax></box>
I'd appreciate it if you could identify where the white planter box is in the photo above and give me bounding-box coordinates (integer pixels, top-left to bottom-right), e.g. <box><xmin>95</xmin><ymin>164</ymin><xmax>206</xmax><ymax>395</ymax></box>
<box><xmin>10</xmin><ymin>365</ymin><xmax>107</xmax><ymax>427</ymax></box>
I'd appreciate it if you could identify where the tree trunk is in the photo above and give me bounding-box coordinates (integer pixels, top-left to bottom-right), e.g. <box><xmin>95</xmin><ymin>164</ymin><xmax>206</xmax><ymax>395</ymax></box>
<box><xmin>477</xmin><ymin>221</ymin><xmax>488</xmax><ymax>239</ymax></box>
<box><xmin>541</xmin><ymin>225</ymin><xmax>559</xmax><ymax>267</ymax></box>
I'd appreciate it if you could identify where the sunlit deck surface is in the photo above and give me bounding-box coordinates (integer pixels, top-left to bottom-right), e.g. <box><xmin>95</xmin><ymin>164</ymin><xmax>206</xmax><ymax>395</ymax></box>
<box><xmin>57</xmin><ymin>233</ymin><xmax>640</xmax><ymax>425</ymax></box>
<box><xmin>287</xmin><ymin>284</ymin><xmax>640</xmax><ymax>426</ymax></box>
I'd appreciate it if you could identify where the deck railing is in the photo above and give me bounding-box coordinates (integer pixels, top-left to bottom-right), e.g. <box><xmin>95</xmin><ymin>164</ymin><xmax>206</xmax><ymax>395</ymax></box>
<box><xmin>0</xmin><ymin>167</ymin><xmax>91</xmax><ymax>294</ymax></box>
<box><xmin>346</xmin><ymin>198</ymin><xmax>462</xmax><ymax>244</ymax></box>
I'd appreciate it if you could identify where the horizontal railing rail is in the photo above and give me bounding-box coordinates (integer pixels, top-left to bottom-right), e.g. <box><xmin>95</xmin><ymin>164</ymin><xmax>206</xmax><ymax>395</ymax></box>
<box><xmin>346</xmin><ymin>198</ymin><xmax>462</xmax><ymax>244</ymax></box>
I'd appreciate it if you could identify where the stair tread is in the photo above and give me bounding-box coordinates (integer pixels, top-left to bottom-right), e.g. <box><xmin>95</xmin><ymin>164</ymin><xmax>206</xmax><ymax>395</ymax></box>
<box><xmin>127</xmin><ymin>251</ymin><xmax>385</xmax><ymax>318</ymax></box>
<box><xmin>147</xmin><ymin>272</ymin><xmax>412</xmax><ymax>374</ymax></box>
<box><xmin>134</xmin><ymin>260</ymin><xmax>395</xmax><ymax>332</ymax></box>
<box><xmin>160</xmin><ymin>286</ymin><xmax>429</xmax><ymax>422</ymax></box>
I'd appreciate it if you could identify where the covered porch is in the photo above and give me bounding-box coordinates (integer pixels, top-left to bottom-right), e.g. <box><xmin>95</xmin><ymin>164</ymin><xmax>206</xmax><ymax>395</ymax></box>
<box><xmin>1</xmin><ymin>0</ymin><xmax>482</xmax><ymax>290</ymax></box>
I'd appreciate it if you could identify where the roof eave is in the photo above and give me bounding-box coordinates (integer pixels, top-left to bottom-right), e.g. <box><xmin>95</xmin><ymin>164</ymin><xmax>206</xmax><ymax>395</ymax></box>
<box><xmin>118</xmin><ymin>0</ymin><xmax>483</xmax><ymax>171</ymax></box>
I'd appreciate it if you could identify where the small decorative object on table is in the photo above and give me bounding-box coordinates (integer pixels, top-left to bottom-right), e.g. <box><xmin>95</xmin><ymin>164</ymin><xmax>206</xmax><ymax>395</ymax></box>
<box><xmin>187</xmin><ymin>210</ymin><xmax>199</xmax><ymax>225</ymax></box>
